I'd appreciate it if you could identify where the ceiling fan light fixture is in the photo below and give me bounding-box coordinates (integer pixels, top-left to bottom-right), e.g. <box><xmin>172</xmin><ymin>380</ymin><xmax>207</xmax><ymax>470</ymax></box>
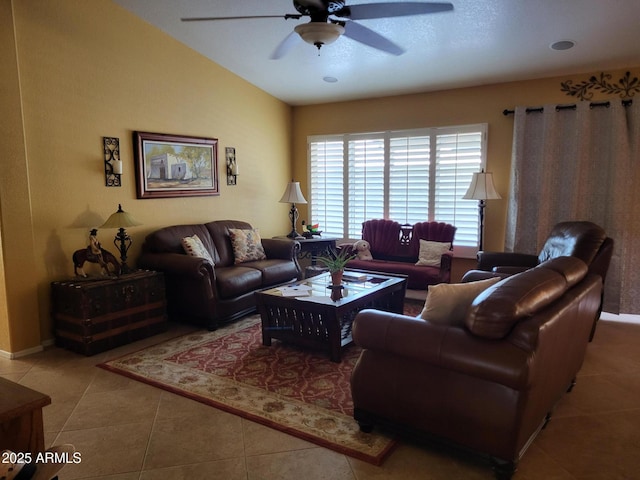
<box><xmin>294</xmin><ymin>22</ymin><xmax>345</xmax><ymax>49</ymax></box>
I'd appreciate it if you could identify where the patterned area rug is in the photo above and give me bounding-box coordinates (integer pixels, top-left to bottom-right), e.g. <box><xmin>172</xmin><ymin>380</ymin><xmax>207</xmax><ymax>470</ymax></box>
<box><xmin>99</xmin><ymin>307</ymin><xmax>419</xmax><ymax>464</ymax></box>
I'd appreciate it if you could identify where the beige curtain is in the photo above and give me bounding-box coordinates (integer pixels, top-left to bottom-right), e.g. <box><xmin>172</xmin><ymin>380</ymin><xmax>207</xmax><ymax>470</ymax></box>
<box><xmin>506</xmin><ymin>101</ymin><xmax>640</xmax><ymax>314</ymax></box>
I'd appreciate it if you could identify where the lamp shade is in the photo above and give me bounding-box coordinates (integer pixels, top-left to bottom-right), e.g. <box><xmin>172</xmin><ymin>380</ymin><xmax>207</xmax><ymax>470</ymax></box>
<box><xmin>279</xmin><ymin>182</ymin><xmax>308</xmax><ymax>204</ymax></box>
<box><xmin>100</xmin><ymin>204</ymin><xmax>142</xmax><ymax>229</ymax></box>
<box><xmin>462</xmin><ymin>172</ymin><xmax>501</xmax><ymax>200</ymax></box>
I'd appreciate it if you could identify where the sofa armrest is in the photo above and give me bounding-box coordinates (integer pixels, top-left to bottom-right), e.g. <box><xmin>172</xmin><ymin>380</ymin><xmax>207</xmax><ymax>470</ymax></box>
<box><xmin>439</xmin><ymin>251</ymin><xmax>453</xmax><ymax>277</ymax></box>
<box><xmin>476</xmin><ymin>251</ymin><xmax>539</xmax><ymax>271</ymax></box>
<box><xmin>262</xmin><ymin>238</ymin><xmax>300</xmax><ymax>260</ymax></box>
<box><xmin>352</xmin><ymin>309</ymin><xmax>530</xmax><ymax>390</ymax></box>
<box><xmin>137</xmin><ymin>252</ymin><xmax>215</xmax><ymax>280</ymax></box>
<box><xmin>493</xmin><ymin>265</ymin><xmax>529</xmax><ymax>274</ymax></box>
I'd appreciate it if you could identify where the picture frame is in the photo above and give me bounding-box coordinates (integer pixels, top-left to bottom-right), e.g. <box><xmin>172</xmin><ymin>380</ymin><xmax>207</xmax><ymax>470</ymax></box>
<box><xmin>133</xmin><ymin>131</ymin><xmax>219</xmax><ymax>199</ymax></box>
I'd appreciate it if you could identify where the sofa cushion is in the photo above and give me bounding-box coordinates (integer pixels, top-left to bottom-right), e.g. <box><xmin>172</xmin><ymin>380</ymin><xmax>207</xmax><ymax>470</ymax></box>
<box><xmin>410</xmin><ymin>221</ymin><xmax>458</xmax><ymax>258</ymax></box>
<box><xmin>214</xmin><ymin>266</ymin><xmax>263</xmax><ymax>299</ymax></box>
<box><xmin>415</xmin><ymin>240</ymin><xmax>451</xmax><ymax>267</ymax></box>
<box><xmin>362</xmin><ymin>219</ymin><xmax>404</xmax><ymax>258</ymax></box>
<box><xmin>420</xmin><ymin>277</ymin><xmax>501</xmax><ymax>326</ymax></box>
<box><xmin>144</xmin><ymin>224</ymin><xmax>218</xmax><ymax>259</ymax></box>
<box><xmin>241</xmin><ymin>259</ymin><xmax>299</xmax><ymax>286</ymax></box>
<box><xmin>181</xmin><ymin>234</ymin><xmax>215</xmax><ymax>265</ymax></box>
<box><xmin>205</xmin><ymin>220</ymin><xmax>253</xmax><ymax>267</ymax></box>
<box><xmin>229</xmin><ymin>228</ymin><xmax>267</xmax><ymax>264</ymax></box>
<box><xmin>465</xmin><ymin>266</ymin><xmax>569</xmax><ymax>339</ymax></box>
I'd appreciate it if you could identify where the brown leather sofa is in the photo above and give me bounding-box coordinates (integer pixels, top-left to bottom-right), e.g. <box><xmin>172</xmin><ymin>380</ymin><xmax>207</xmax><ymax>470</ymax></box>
<box><xmin>344</xmin><ymin>219</ymin><xmax>457</xmax><ymax>289</ymax></box>
<box><xmin>351</xmin><ymin>256</ymin><xmax>602</xmax><ymax>480</ymax></box>
<box><xmin>138</xmin><ymin>220</ymin><xmax>301</xmax><ymax>330</ymax></box>
<box><xmin>463</xmin><ymin>220</ymin><xmax>613</xmax><ymax>340</ymax></box>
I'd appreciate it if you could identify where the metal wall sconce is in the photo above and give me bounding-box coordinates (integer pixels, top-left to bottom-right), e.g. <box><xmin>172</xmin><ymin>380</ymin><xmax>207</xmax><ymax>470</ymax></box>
<box><xmin>226</xmin><ymin>147</ymin><xmax>238</xmax><ymax>185</ymax></box>
<box><xmin>104</xmin><ymin>137</ymin><xmax>123</xmax><ymax>187</ymax></box>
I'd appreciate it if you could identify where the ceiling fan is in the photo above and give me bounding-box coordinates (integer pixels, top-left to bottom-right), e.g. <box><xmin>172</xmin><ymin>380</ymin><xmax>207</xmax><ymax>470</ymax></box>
<box><xmin>181</xmin><ymin>0</ymin><xmax>454</xmax><ymax>59</ymax></box>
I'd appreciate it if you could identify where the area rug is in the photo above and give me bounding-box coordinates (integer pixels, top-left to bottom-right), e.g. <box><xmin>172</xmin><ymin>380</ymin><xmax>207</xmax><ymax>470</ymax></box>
<box><xmin>99</xmin><ymin>313</ymin><xmax>403</xmax><ymax>465</ymax></box>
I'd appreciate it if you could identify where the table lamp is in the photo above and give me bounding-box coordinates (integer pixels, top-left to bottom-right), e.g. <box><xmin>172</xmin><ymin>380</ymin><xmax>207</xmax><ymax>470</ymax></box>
<box><xmin>279</xmin><ymin>181</ymin><xmax>307</xmax><ymax>239</ymax></box>
<box><xmin>100</xmin><ymin>204</ymin><xmax>142</xmax><ymax>273</ymax></box>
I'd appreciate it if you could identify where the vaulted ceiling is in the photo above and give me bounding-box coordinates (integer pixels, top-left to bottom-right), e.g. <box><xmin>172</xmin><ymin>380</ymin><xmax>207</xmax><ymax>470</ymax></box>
<box><xmin>113</xmin><ymin>0</ymin><xmax>640</xmax><ymax>106</ymax></box>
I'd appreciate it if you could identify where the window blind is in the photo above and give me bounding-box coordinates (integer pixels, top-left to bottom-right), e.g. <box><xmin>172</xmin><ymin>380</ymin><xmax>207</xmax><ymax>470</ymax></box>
<box><xmin>309</xmin><ymin>124</ymin><xmax>487</xmax><ymax>256</ymax></box>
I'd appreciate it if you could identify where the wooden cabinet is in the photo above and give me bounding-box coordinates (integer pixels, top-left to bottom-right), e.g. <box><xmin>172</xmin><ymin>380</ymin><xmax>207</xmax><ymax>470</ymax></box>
<box><xmin>51</xmin><ymin>270</ymin><xmax>167</xmax><ymax>355</ymax></box>
<box><xmin>0</xmin><ymin>377</ymin><xmax>50</xmax><ymax>454</ymax></box>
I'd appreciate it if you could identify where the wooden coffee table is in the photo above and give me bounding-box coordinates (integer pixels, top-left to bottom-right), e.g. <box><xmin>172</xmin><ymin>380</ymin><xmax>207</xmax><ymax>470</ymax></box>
<box><xmin>255</xmin><ymin>270</ymin><xmax>407</xmax><ymax>362</ymax></box>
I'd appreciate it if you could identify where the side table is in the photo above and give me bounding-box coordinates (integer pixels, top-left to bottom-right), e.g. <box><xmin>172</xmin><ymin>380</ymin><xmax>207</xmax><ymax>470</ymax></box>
<box><xmin>0</xmin><ymin>377</ymin><xmax>51</xmax><ymax>455</ymax></box>
<box><xmin>51</xmin><ymin>270</ymin><xmax>168</xmax><ymax>355</ymax></box>
<box><xmin>274</xmin><ymin>236</ymin><xmax>337</xmax><ymax>277</ymax></box>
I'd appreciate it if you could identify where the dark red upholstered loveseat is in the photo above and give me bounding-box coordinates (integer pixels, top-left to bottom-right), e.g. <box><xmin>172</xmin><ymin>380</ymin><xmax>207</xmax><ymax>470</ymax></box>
<box><xmin>344</xmin><ymin>219</ymin><xmax>456</xmax><ymax>289</ymax></box>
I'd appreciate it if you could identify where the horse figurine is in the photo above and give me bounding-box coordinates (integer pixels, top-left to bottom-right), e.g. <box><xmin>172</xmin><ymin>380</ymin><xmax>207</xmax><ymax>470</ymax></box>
<box><xmin>72</xmin><ymin>229</ymin><xmax>121</xmax><ymax>277</ymax></box>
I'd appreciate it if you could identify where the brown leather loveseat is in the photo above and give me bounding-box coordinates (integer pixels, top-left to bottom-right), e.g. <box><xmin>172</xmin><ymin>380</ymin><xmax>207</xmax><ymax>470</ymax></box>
<box><xmin>351</xmin><ymin>256</ymin><xmax>602</xmax><ymax>479</ymax></box>
<box><xmin>138</xmin><ymin>220</ymin><xmax>301</xmax><ymax>330</ymax></box>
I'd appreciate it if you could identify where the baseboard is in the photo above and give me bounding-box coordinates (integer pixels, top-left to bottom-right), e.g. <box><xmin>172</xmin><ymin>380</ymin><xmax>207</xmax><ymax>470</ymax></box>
<box><xmin>0</xmin><ymin>343</ymin><xmax>45</xmax><ymax>359</ymax></box>
<box><xmin>601</xmin><ymin>312</ymin><xmax>640</xmax><ymax>325</ymax></box>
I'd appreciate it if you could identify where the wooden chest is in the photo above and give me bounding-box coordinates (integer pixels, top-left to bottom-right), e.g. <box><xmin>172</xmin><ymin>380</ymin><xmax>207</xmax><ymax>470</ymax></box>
<box><xmin>51</xmin><ymin>270</ymin><xmax>168</xmax><ymax>355</ymax></box>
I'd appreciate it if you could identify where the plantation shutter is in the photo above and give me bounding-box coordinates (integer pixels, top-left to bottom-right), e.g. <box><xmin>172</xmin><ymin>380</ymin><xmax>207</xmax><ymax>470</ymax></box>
<box><xmin>389</xmin><ymin>134</ymin><xmax>430</xmax><ymax>224</ymax></box>
<box><xmin>308</xmin><ymin>124</ymin><xmax>487</xmax><ymax>256</ymax></box>
<box><xmin>434</xmin><ymin>128</ymin><xmax>484</xmax><ymax>249</ymax></box>
<box><xmin>309</xmin><ymin>138</ymin><xmax>344</xmax><ymax>238</ymax></box>
<box><xmin>347</xmin><ymin>136</ymin><xmax>385</xmax><ymax>238</ymax></box>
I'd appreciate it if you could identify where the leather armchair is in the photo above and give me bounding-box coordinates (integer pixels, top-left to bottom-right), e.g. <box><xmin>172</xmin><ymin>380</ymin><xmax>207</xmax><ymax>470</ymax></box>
<box><xmin>351</xmin><ymin>257</ymin><xmax>603</xmax><ymax>480</ymax></box>
<box><xmin>463</xmin><ymin>221</ymin><xmax>613</xmax><ymax>340</ymax></box>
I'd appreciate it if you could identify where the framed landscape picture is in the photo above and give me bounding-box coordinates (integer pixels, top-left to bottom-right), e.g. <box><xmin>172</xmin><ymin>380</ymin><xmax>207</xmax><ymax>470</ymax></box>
<box><xmin>133</xmin><ymin>131</ymin><xmax>219</xmax><ymax>199</ymax></box>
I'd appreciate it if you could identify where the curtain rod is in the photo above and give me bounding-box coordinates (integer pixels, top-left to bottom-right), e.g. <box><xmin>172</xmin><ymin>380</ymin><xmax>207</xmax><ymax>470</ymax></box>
<box><xmin>503</xmin><ymin>99</ymin><xmax>633</xmax><ymax>116</ymax></box>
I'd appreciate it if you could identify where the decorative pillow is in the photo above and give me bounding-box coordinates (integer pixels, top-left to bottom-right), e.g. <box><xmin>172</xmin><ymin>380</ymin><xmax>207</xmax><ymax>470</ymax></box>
<box><xmin>229</xmin><ymin>228</ymin><xmax>266</xmax><ymax>264</ymax></box>
<box><xmin>353</xmin><ymin>239</ymin><xmax>373</xmax><ymax>261</ymax></box>
<box><xmin>415</xmin><ymin>240</ymin><xmax>452</xmax><ymax>266</ymax></box>
<box><xmin>181</xmin><ymin>234</ymin><xmax>215</xmax><ymax>265</ymax></box>
<box><xmin>420</xmin><ymin>277</ymin><xmax>501</xmax><ymax>326</ymax></box>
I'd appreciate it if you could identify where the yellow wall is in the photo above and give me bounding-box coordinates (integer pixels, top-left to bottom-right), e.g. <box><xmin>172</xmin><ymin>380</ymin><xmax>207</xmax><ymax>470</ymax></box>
<box><xmin>2</xmin><ymin>0</ymin><xmax>637</xmax><ymax>356</ymax></box>
<box><xmin>0</xmin><ymin>0</ymin><xmax>293</xmax><ymax>354</ymax></box>
<box><xmin>291</xmin><ymin>67</ymin><xmax>640</xmax><ymax>253</ymax></box>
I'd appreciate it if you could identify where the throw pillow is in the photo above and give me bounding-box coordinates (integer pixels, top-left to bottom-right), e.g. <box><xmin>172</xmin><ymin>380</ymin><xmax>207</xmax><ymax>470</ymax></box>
<box><xmin>420</xmin><ymin>277</ymin><xmax>501</xmax><ymax>326</ymax></box>
<box><xmin>181</xmin><ymin>234</ymin><xmax>215</xmax><ymax>265</ymax></box>
<box><xmin>415</xmin><ymin>240</ymin><xmax>452</xmax><ymax>266</ymax></box>
<box><xmin>229</xmin><ymin>228</ymin><xmax>267</xmax><ymax>264</ymax></box>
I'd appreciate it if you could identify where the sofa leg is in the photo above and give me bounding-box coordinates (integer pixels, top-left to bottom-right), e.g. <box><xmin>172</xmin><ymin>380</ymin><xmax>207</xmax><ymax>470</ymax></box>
<box><xmin>357</xmin><ymin>421</ymin><xmax>374</xmax><ymax>433</ymax></box>
<box><xmin>491</xmin><ymin>459</ymin><xmax>516</xmax><ymax>480</ymax></box>
<box><xmin>353</xmin><ymin>408</ymin><xmax>374</xmax><ymax>433</ymax></box>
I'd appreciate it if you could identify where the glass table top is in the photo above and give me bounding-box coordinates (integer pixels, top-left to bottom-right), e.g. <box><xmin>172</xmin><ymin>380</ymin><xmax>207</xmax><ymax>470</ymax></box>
<box><xmin>260</xmin><ymin>270</ymin><xmax>405</xmax><ymax>305</ymax></box>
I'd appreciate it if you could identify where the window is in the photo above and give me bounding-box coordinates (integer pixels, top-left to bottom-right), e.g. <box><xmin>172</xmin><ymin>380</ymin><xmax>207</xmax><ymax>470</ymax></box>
<box><xmin>308</xmin><ymin>125</ymin><xmax>487</xmax><ymax>257</ymax></box>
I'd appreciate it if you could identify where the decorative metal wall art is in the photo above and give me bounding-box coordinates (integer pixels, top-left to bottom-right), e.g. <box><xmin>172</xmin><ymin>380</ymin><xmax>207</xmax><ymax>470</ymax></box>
<box><xmin>560</xmin><ymin>71</ymin><xmax>639</xmax><ymax>101</ymax></box>
<box><xmin>226</xmin><ymin>147</ymin><xmax>238</xmax><ymax>185</ymax></box>
<box><xmin>104</xmin><ymin>137</ymin><xmax>122</xmax><ymax>187</ymax></box>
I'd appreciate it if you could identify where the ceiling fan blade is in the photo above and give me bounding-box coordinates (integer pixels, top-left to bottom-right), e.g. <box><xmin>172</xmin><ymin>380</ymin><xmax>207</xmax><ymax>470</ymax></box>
<box><xmin>181</xmin><ymin>14</ymin><xmax>302</xmax><ymax>22</ymax></box>
<box><xmin>270</xmin><ymin>31</ymin><xmax>302</xmax><ymax>60</ymax></box>
<box><xmin>343</xmin><ymin>21</ymin><xmax>405</xmax><ymax>55</ymax></box>
<box><xmin>339</xmin><ymin>2</ymin><xmax>453</xmax><ymax>20</ymax></box>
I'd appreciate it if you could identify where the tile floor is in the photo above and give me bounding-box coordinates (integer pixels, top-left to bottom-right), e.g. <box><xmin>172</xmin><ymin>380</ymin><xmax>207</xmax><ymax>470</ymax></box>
<box><xmin>1</xmin><ymin>316</ymin><xmax>640</xmax><ymax>480</ymax></box>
